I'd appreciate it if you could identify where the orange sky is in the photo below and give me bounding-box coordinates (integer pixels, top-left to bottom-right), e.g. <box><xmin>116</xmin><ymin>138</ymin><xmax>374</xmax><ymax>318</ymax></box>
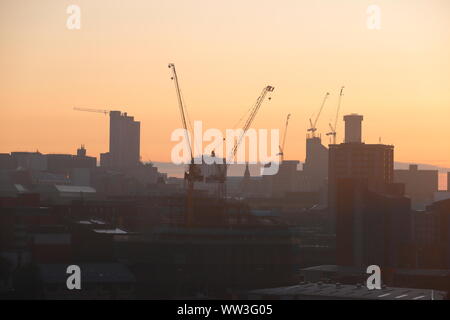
<box><xmin>1</xmin><ymin>0</ymin><xmax>450</xmax><ymax>168</ymax></box>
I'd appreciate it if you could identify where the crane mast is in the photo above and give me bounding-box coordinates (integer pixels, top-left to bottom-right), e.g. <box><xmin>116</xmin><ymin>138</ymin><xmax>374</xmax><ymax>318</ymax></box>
<box><xmin>228</xmin><ymin>86</ymin><xmax>274</xmax><ymax>163</ymax></box>
<box><xmin>308</xmin><ymin>92</ymin><xmax>330</xmax><ymax>138</ymax></box>
<box><xmin>168</xmin><ymin>63</ymin><xmax>194</xmax><ymax>160</ymax></box>
<box><xmin>326</xmin><ymin>86</ymin><xmax>345</xmax><ymax>144</ymax></box>
<box><xmin>278</xmin><ymin>113</ymin><xmax>291</xmax><ymax>162</ymax></box>
<box><xmin>215</xmin><ymin>85</ymin><xmax>274</xmax><ymax>199</ymax></box>
<box><xmin>168</xmin><ymin>63</ymin><xmax>202</xmax><ymax>227</ymax></box>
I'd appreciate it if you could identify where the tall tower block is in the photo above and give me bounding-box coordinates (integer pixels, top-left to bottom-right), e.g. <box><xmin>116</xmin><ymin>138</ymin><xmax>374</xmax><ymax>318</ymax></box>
<box><xmin>344</xmin><ymin>114</ymin><xmax>363</xmax><ymax>143</ymax></box>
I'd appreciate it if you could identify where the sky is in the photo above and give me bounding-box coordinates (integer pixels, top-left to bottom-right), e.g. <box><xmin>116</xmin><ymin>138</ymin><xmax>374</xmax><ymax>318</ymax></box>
<box><xmin>1</xmin><ymin>0</ymin><xmax>450</xmax><ymax>171</ymax></box>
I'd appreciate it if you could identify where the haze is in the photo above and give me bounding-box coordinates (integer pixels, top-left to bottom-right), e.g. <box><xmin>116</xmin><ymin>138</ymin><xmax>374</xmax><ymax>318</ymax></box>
<box><xmin>1</xmin><ymin>0</ymin><xmax>449</xmax><ymax>167</ymax></box>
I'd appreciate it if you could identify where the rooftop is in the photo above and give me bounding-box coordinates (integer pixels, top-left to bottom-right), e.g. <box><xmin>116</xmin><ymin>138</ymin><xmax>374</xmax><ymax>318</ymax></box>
<box><xmin>93</xmin><ymin>228</ymin><xmax>129</xmax><ymax>235</ymax></box>
<box><xmin>247</xmin><ymin>283</ymin><xmax>445</xmax><ymax>300</ymax></box>
<box><xmin>55</xmin><ymin>185</ymin><xmax>96</xmax><ymax>193</ymax></box>
<box><xmin>299</xmin><ymin>265</ymin><xmax>450</xmax><ymax>278</ymax></box>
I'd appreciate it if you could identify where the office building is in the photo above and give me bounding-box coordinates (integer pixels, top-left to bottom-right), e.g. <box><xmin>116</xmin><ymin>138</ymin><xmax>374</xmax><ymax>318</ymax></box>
<box><xmin>423</xmin><ymin>199</ymin><xmax>450</xmax><ymax>269</ymax></box>
<box><xmin>394</xmin><ymin>164</ymin><xmax>438</xmax><ymax>209</ymax></box>
<box><xmin>101</xmin><ymin>111</ymin><xmax>140</xmax><ymax>169</ymax></box>
<box><xmin>335</xmin><ymin>178</ymin><xmax>411</xmax><ymax>268</ymax></box>
<box><xmin>303</xmin><ymin>136</ymin><xmax>328</xmax><ymax>192</ymax></box>
<box><xmin>46</xmin><ymin>145</ymin><xmax>96</xmax><ymax>175</ymax></box>
<box><xmin>0</xmin><ymin>153</ymin><xmax>16</xmax><ymax>170</ymax></box>
<box><xmin>267</xmin><ymin>160</ymin><xmax>301</xmax><ymax>197</ymax></box>
<box><xmin>329</xmin><ymin>114</ymin><xmax>394</xmax><ymax>194</ymax></box>
<box><xmin>328</xmin><ymin>114</ymin><xmax>395</xmax><ymax>228</ymax></box>
<box><xmin>10</xmin><ymin>152</ymin><xmax>47</xmax><ymax>171</ymax></box>
<box><xmin>329</xmin><ymin>114</ymin><xmax>413</xmax><ymax>267</ymax></box>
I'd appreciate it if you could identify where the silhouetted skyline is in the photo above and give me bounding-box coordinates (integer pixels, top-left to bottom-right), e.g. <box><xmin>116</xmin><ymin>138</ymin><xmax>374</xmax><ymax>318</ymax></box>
<box><xmin>1</xmin><ymin>0</ymin><xmax>450</xmax><ymax>302</ymax></box>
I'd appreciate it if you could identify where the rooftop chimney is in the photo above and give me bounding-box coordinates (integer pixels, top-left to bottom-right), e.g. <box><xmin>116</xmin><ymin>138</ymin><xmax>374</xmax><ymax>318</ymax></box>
<box><xmin>344</xmin><ymin>114</ymin><xmax>363</xmax><ymax>143</ymax></box>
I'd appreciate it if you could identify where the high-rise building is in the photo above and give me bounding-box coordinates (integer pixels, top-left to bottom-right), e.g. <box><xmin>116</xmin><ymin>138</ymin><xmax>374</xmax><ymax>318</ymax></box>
<box><xmin>328</xmin><ymin>114</ymin><xmax>399</xmax><ymax>235</ymax></box>
<box><xmin>329</xmin><ymin>143</ymin><xmax>394</xmax><ymax>193</ymax></box>
<box><xmin>101</xmin><ymin>111</ymin><xmax>140</xmax><ymax>168</ymax></box>
<box><xmin>329</xmin><ymin>114</ymin><xmax>412</xmax><ymax>267</ymax></box>
<box><xmin>303</xmin><ymin>136</ymin><xmax>328</xmax><ymax>192</ymax></box>
<box><xmin>329</xmin><ymin>114</ymin><xmax>394</xmax><ymax>210</ymax></box>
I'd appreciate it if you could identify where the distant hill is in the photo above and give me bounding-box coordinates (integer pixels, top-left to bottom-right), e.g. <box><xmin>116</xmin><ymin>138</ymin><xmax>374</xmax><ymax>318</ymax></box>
<box><xmin>393</xmin><ymin>162</ymin><xmax>450</xmax><ymax>173</ymax></box>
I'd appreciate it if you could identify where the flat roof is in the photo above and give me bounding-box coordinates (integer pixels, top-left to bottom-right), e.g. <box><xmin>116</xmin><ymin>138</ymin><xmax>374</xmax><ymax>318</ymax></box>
<box><xmin>93</xmin><ymin>228</ymin><xmax>128</xmax><ymax>235</ymax></box>
<box><xmin>54</xmin><ymin>185</ymin><xmax>96</xmax><ymax>193</ymax></box>
<box><xmin>300</xmin><ymin>265</ymin><xmax>363</xmax><ymax>273</ymax></box>
<box><xmin>247</xmin><ymin>283</ymin><xmax>445</xmax><ymax>300</ymax></box>
<box><xmin>300</xmin><ymin>265</ymin><xmax>450</xmax><ymax>278</ymax></box>
<box><xmin>329</xmin><ymin>143</ymin><xmax>394</xmax><ymax>148</ymax></box>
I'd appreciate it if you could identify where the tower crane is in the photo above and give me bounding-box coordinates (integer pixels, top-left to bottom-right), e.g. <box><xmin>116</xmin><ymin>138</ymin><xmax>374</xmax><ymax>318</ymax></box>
<box><xmin>168</xmin><ymin>63</ymin><xmax>202</xmax><ymax>227</ymax></box>
<box><xmin>326</xmin><ymin>86</ymin><xmax>345</xmax><ymax>144</ymax></box>
<box><xmin>307</xmin><ymin>92</ymin><xmax>330</xmax><ymax>138</ymax></box>
<box><xmin>229</xmin><ymin>86</ymin><xmax>274</xmax><ymax>161</ymax></box>
<box><xmin>277</xmin><ymin>114</ymin><xmax>291</xmax><ymax>162</ymax></box>
<box><xmin>215</xmin><ymin>85</ymin><xmax>275</xmax><ymax>199</ymax></box>
<box><xmin>73</xmin><ymin>107</ymin><xmax>110</xmax><ymax>115</ymax></box>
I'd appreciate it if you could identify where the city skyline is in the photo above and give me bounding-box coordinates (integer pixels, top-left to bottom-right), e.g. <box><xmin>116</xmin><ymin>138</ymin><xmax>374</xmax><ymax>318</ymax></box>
<box><xmin>2</xmin><ymin>0</ymin><xmax>450</xmax><ymax>302</ymax></box>
<box><xmin>1</xmin><ymin>0</ymin><xmax>450</xmax><ymax>167</ymax></box>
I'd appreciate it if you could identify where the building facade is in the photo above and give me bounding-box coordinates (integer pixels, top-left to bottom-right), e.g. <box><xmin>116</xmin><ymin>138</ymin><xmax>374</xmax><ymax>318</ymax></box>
<box><xmin>394</xmin><ymin>164</ymin><xmax>438</xmax><ymax>209</ymax></box>
<box><xmin>328</xmin><ymin>114</ymin><xmax>395</xmax><ymax>230</ymax></box>
<box><xmin>335</xmin><ymin>178</ymin><xmax>411</xmax><ymax>268</ymax></box>
<box><xmin>303</xmin><ymin>136</ymin><xmax>328</xmax><ymax>192</ymax></box>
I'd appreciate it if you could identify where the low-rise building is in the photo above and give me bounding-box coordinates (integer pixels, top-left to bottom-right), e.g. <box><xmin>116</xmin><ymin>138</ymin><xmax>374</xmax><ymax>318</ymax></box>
<box><xmin>395</xmin><ymin>164</ymin><xmax>438</xmax><ymax>209</ymax></box>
